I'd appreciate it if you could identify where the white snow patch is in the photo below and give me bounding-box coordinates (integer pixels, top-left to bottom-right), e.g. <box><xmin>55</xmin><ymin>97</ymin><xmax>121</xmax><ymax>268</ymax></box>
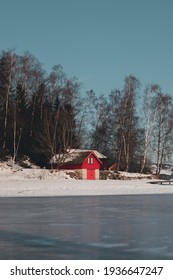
<box><xmin>0</xmin><ymin>173</ymin><xmax>172</xmax><ymax>197</ymax></box>
<box><xmin>0</xmin><ymin>164</ymin><xmax>173</xmax><ymax>197</ymax></box>
<box><xmin>0</xmin><ymin>168</ymin><xmax>74</xmax><ymax>181</ymax></box>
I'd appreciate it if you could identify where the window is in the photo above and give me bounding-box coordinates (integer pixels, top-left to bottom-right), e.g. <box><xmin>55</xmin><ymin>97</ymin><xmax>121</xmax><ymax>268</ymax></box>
<box><xmin>88</xmin><ymin>157</ymin><xmax>94</xmax><ymax>164</ymax></box>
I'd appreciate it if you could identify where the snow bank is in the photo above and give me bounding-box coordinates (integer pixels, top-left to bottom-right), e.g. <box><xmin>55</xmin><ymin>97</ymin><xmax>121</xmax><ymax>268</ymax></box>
<box><xmin>0</xmin><ymin>166</ymin><xmax>173</xmax><ymax>197</ymax></box>
<box><xmin>0</xmin><ymin>168</ymin><xmax>74</xmax><ymax>181</ymax></box>
<box><xmin>0</xmin><ymin>176</ymin><xmax>173</xmax><ymax>197</ymax></box>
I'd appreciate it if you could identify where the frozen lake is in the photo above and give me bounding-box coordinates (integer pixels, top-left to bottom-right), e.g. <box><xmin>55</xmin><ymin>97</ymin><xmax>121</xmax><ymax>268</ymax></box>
<box><xmin>0</xmin><ymin>194</ymin><xmax>173</xmax><ymax>259</ymax></box>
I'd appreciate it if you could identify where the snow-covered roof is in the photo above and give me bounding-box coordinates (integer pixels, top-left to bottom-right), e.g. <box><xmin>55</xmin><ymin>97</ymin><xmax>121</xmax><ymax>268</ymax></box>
<box><xmin>67</xmin><ymin>149</ymin><xmax>107</xmax><ymax>159</ymax></box>
<box><xmin>50</xmin><ymin>149</ymin><xmax>107</xmax><ymax>164</ymax></box>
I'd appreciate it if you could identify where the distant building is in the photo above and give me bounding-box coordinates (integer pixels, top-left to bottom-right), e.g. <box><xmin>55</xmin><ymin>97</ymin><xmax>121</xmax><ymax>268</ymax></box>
<box><xmin>50</xmin><ymin>149</ymin><xmax>107</xmax><ymax>180</ymax></box>
<box><xmin>108</xmin><ymin>162</ymin><xmax>118</xmax><ymax>172</ymax></box>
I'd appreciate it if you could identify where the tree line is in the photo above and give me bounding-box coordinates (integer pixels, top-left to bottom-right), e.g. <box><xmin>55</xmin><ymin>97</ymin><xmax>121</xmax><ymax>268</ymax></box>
<box><xmin>0</xmin><ymin>50</ymin><xmax>173</xmax><ymax>174</ymax></box>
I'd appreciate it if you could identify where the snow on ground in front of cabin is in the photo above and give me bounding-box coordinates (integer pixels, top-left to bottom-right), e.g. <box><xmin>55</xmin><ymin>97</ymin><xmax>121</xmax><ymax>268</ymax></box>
<box><xmin>0</xmin><ymin>162</ymin><xmax>173</xmax><ymax>197</ymax></box>
<box><xmin>0</xmin><ymin>168</ymin><xmax>173</xmax><ymax>197</ymax></box>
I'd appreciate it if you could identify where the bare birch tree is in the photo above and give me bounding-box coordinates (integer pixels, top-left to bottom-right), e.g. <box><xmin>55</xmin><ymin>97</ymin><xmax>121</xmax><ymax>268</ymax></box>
<box><xmin>140</xmin><ymin>84</ymin><xmax>161</xmax><ymax>173</ymax></box>
<box><xmin>115</xmin><ymin>75</ymin><xmax>140</xmax><ymax>171</ymax></box>
<box><xmin>154</xmin><ymin>93</ymin><xmax>173</xmax><ymax>175</ymax></box>
<box><xmin>0</xmin><ymin>50</ymin><xmax>16</xmax><ymax>149</ymax></box>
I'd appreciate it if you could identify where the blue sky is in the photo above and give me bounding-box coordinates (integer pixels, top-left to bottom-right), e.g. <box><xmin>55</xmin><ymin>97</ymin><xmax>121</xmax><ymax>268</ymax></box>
<box><xmin>0</xmin><ymin>0</ymin><xmax>173</xmax><ymax>95</ymax></box>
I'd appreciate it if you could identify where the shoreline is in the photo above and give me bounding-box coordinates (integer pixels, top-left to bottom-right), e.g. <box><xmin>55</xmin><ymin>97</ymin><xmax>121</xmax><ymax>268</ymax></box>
<box><xmin>0</xmin><ymin>178</ymin><xmax>173</xmax><ymax>197</ymax></box>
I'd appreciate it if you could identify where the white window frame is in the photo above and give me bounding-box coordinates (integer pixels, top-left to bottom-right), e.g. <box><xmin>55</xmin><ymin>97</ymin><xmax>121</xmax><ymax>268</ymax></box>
<box><xmin>88</xmin><ymin>157</ymin><xmax>94</xmax><ymax>164</ymax></box>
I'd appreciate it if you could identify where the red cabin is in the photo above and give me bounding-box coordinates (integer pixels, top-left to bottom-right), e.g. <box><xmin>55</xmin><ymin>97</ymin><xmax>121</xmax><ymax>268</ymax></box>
<box><xmin>50</xmin><ymin>149</ymin><xmax>107</xmax><ymax>180</ymax></box>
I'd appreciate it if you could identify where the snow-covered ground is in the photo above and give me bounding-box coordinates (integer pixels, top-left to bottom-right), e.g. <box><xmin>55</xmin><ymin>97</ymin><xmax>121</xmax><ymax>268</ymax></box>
<box><xmin>0</xmin><ymin>167</ymin><xmax>173</xmax><ymax>197</ymax></box>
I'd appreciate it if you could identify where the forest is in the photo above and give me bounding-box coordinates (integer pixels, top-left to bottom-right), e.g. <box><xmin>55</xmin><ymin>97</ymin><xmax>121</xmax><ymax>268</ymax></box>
<box><xmin>0</xmin><ymin>50</ymin><xmax>173</xmax><ymax>175</ymax></box>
